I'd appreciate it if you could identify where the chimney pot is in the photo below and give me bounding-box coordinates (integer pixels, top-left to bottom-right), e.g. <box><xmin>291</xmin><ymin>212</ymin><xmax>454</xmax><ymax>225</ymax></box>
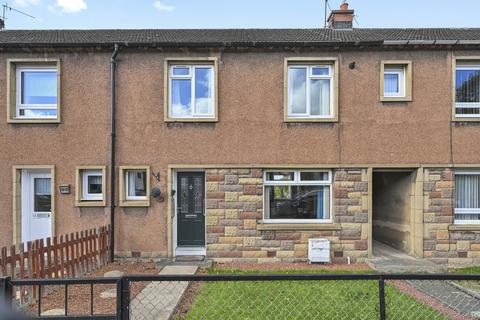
<box><xmin>340</xmin><ymin>2</ymin><xmax>349</xmax><ymax>11</ymax></box>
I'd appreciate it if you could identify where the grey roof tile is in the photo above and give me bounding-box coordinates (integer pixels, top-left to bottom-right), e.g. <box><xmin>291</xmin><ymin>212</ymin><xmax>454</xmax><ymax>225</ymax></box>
<box><xmin>0</xmin><ymin>28</ymin><xmax>480</xmax><ymax>47</ymax></box>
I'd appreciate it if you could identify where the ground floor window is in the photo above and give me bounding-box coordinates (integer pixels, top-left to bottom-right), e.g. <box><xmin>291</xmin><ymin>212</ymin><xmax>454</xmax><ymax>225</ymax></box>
<box><xmin>75</xmin><ymin>166</ymin><xmax>106</xmax><ymax>207</ymax></box>
<box><xmin>264</xmin><ymin>170</ymin><xmax>331</xmax><ymax>223</ymax></box>
<box><xmin>455</xmin><ymin>171</ymin><xmax>480</xmax><ymax>224</ymax></box>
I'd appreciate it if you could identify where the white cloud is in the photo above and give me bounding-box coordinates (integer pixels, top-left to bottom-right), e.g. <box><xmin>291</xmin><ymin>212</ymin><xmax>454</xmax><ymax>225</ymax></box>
<box><xmin>154</xmin><ymin>0</ymin><xmax>174</xmax><ymax>11</ymax></box>
<box><xmin>13</xmin><ymin>0</ymin><xmax>41</xmax><ymax>6</ymax></box>
<box><xmin>56</xmin><ymin>0</ymin><xmax>87</xmax><ymax>13</ymax></box>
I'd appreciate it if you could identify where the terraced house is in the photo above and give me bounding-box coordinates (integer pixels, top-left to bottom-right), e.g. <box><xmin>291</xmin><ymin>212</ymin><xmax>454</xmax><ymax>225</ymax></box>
<box><xmin>2</xmin><ymin>3</ymin><xmax>480</xmax><ymax>266</ymax></box>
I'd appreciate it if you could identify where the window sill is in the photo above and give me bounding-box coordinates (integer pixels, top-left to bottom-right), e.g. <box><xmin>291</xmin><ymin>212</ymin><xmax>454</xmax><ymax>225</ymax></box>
<box><xmin>284</xmin><ymin>117</ymin><xmax>338</xmax><ymax>123</ymax></box>
<box><xmin>119</xmin><ymin>200</ymin><xmax>150</xmax><ymax>208</ymax></box>
<box><xmin>452</xmin><ymin>117</ymin><xmax>480</xmax><ymax>122</ymax></box>
<box><xmin>75</xmin><ymin>200</ymin><xmax>106</xmax><ymax>207</ymax></box>
<box><xmin>380</xmin><ymin>96</ymin><xmax>412</xmax><ymax>102</ymax></box>
<box><xmin>449</xmin><ymin>224</ymin><xmax>480</xmax><ymax>231</ymax></box>
<box><xmin>257</xmin><ymin>223</ymin><xmax>341</xmax><ymax>231</ymax></box>
<box><xmin>164</xmin><ymin>117</ymin><xmax>218</xmax><ymax>123</ymax></box>
<box><xmin>8</xmin><ymin>118</ymin><xmax>60</xmax><ymax>124</ymax></box>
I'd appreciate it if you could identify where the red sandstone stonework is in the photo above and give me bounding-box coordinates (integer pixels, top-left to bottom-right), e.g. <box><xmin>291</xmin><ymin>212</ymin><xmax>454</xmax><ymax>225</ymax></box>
<box><xmin>205</xmin><ymin>168</ymin><xmax>369</xmax><ymax>263</ymax></box>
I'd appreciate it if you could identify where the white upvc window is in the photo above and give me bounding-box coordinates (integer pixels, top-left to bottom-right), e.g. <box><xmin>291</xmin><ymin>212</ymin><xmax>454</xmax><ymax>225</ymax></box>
<box><xmin>383</xmin><ymin>66</ymin><xmax>406</xmax><ymax>98</ymax></box>
<box><xmin>263</xmin><ymin>170</ymin><xmax>332</xmax><ymax>223</ymax></box>
<box><xmin>455</xmin><ymin>62</ymin><xmax>480</xmax><ymax>118</ymax></box>
<box><xmin>455</xmin><ymin>171</ymin><xmax>480</xmax><ymax>224</ymax></box>
<box><xmin>125</xmin><ymin>170</ymin><xmax>147</xmax><ymax>201</ymax></box>
<box><xmin>287</xmin><ymin>65</ymin><xmax>334</xmax><ymax>118</ymax></box>
<box><xmin>82</xmin><ymin>170</ymin><xmax>103</xmax><ymax>201</ymax></box>
<box><xmin>16</xmin><ymin>66</ymin><xmax>58</xmax><ymax>119</ymax></box>
<box><xmin>169</xmin><ymin>65</ymin><xmax>215</xmax><ymax>118</ymax></box>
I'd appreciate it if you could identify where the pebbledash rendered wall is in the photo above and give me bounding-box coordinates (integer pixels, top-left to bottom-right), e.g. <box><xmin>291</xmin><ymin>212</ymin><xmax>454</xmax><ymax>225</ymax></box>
<box><xmin>423</xmin><ymin>168</ymin><xmax>480</xmax><ymax>265</ymax></box>
<box><xmin>205</xmin><ymin>168</ymin><xmax>369</xmax><ymax>263</ymax></box>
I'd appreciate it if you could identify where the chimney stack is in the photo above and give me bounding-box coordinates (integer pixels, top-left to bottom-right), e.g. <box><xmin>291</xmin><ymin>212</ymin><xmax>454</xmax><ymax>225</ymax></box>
<box><xmin>327</xmin><ymin>2</ymin><xmax>354</xmax><ymax>29</ymax></box>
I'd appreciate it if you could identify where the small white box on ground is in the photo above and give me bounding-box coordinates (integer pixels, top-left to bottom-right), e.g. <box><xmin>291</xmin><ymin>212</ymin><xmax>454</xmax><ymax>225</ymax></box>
<box><xmin>308</xmin><ymin>238</ymin><xmax>330</xmax><ymax>263</ymax></box>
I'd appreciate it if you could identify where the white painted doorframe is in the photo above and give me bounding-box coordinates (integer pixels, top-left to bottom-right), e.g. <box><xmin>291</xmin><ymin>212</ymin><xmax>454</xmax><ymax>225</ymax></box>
<box><xmin>21</xmin><ymin>169</ymin><xmax>52</xmax><ymax>243</ymax></box>
<box><xmin>172</xmin><ymin>169</ymin><xmax>206</xmax><ymax>257</ymax></box>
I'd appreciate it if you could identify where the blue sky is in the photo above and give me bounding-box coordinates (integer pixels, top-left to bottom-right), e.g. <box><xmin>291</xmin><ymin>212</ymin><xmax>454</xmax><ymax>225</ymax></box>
<box><xmin>5</xmin><ymin>0</ymin><xmax>480</xmax><ymax>29</ymax></box>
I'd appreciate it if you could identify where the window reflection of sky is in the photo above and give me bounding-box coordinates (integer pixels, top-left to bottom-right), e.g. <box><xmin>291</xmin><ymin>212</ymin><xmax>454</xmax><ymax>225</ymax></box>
<box><xmin>171</xmin><ymin>66</ymin><xmax>213</xmax><ymax>117</ymax></box>
<box><xmin>21</xmin><ymin>71</ymin><xmax>57</xmax><ymax>105</ymax></box>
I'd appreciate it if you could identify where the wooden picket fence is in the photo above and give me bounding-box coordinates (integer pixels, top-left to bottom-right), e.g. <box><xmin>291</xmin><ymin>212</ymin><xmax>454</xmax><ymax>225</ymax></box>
<box><xmin>0</xmin><ymin>225</ymin><xmax>110</xmax><ymax>279</ymax></box>
<box><xmin>0</xmin><ymin>226</ymin><xmax>110</xmax><ymax>303</ymax></box>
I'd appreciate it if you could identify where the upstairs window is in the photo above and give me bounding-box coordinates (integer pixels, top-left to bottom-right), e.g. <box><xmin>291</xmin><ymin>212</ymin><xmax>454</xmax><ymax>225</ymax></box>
<box><xmin>264</xmin><ymin>170</ymin><xmax>332</xmax><ymax>223</ymax></box>
<box><xmin>455</xmin><ymin>172</ymin><xmax>480</xmax><ymax>224</ymax></box>
<box><xmin>383</xmin><ymin>66</ymin><xmax>405</xmax><ymax>98</ymax></box>
<box><xmin>380</xmin><ymin>61</ymin><xmax>412</xmax><ymax>102</ymax></box>
<box><xmin>167</xmin><ymin>63</ymin><xmax>216</xmax><ymax>121</ymax></box>
<box><xmin>455</xmin><ymin>62</ymin><xmax>480</xmax><ymax>118</ymax></box>
<box><xmin>16</xmin><ymin>67</ymin><xmax>58</xmax><ymax>119</ymax></box>
<box><xmin>7</xmin><ymin>60</ymin><xmax>61</xmax><ymax>123</ymax></box>
<box><xmin>287</xmin><ymin>65</ymin><xmax>334</xmax><ymax>119</ymax></box>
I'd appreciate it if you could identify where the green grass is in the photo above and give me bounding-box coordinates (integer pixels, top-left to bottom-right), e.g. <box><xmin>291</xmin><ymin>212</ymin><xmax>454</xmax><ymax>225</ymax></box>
<box><xmin>450</xmin><ymin>266</ymin><xmax>480</xmax><ymax>292</ymax></box>
<box><xmin>180</xmin><ymin>269</ymin><xmax>448</xmax><ymax>319</ymax></box>
<box><xmin>451</xmin><ymin>266</ymin><xmax>480</xmax><ymax>274</ymax></box>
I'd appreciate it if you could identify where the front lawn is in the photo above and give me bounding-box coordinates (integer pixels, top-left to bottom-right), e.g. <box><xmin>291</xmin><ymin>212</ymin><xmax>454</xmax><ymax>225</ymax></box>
<box><xmin>178</xmin><ymin>269</ymin><xmax>447</xmax><ymax>320</ymax></box>
<box><xmin>450</xmin><ymin>266</ymin><xmax>480</xmax><ymax>292</ymax></box>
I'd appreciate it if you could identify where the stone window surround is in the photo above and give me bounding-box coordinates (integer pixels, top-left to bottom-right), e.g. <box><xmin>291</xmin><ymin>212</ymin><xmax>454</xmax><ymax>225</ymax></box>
<box><xmin>380</xmin><ymin>60</ymin><xmax>412</xmax><ymax>102</ymax></box>
<box><xmin>75</xmin><ymin>166</ymin><xmax>107</xmax><ymax>207</ymax></box>
<box><xmin>283</xmin><ymin>57</ymin><xmax>339</xmax><ymax>123</ymax></box>
<box><xmin>118</xmin><ymin>166</ymin><xmax>151</xmax><ymax>207</ymax></box>
<box><xmin>6</xmin><ymin>58</ymin><xmax>61</xmax><ymax>124</ymax></box>
<box><xmin>163</xmin><ymin>57</ymin><xmax>219</xmax><ymax>123</ymax></box>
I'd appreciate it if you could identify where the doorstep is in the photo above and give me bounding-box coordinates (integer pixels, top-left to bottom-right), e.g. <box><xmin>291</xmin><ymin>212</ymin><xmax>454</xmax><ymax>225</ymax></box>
<box><xmin>156</xmin><ymin>258</ymin><xmax>213</xmax><ymax>268</ymax></box>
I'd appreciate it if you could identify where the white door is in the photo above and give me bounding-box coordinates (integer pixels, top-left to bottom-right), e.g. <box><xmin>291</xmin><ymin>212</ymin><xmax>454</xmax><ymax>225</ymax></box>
<box><xmin>21</xmin><ymin>170</ymin><xmax>52</xmax><ymax>243</ymax></box>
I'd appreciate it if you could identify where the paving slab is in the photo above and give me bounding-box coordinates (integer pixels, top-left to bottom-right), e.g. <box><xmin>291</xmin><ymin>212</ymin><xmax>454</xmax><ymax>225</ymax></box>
<box><xmin>130</xmin><ymin>265</ymin><xmax>198</xmax><ymax>320</ymax></box>
<box><xmin>100</xmin><ymin>288</ymin><xmax>117</xmax><ymax>299</ymax></box>
<box><xmin>41</xmin><ymin>309</ymin><xmax>65</xmax><ymax>316</ymax></box>
<box><xmin>103</xmin><ymin>270</ymin><xmax>125</xmax><ymax>278</ymax></box>
<box><xmin>407</xmin><ymin>280</ymin><xmax>480</xmax><ymax>318</ymax></box>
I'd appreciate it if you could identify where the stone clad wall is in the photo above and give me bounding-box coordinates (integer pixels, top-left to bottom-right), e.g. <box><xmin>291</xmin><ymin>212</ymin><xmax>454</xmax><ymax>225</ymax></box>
<box><xmin>423</xmin><ymin>168</ymin><xmax>480</xmax><ymax>265</ymax></box>
<box><xmin>205</xmin><ymin>168</ymin><xmax>369</xmax><ymax>263</ymax></box>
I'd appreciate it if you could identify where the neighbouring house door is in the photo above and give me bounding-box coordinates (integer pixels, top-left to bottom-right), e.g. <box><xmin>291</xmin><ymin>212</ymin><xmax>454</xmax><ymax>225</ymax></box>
<box><xmin>21</xmin><ymin>170</ymin><xmax>52</xmax><ymax>243</ymax></box>
<box><xmin>176</xmin><ymin>172</ymin><xmax>205</xmax><ymax>247</ymax></box>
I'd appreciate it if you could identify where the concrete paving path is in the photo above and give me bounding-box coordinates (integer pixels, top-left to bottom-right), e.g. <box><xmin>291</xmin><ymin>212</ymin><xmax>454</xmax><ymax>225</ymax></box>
<box><xmin>368</xmin><ymin>242</ymin><xmax>480</xmax><ymax>317</ymax></box>
<box><xmin>367</xmin><ymin>241</ymin><xmax>445</xmax><ymax>273</ymax></box>
<box><xmin>407</xmin><ymin>279</ymin><xmax>480</xmax><ymax>318</ymax></box>
<box><xmin>130</xmin><ymin>265</ymin><xmax>198</xmax><ymax>320</ymax></box>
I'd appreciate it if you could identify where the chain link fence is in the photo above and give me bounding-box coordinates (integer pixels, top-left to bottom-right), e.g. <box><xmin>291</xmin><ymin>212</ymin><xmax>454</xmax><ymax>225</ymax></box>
<box><xmin>3</xmin><ymin>274</ymin><xmax>480</xmax><ymax>319</ymax></box>
<box><xmin>127</xmin><ymin>274</ymin><xmax>480</xmax><ymax>320</ymax></box>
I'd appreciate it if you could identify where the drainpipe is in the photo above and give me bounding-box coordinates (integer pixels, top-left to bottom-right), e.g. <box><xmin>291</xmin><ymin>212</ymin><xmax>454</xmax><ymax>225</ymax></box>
<box><xmin>110</xmin><ymin>44</ymin><xmax>120</xmax><ymax>263</ymax></box>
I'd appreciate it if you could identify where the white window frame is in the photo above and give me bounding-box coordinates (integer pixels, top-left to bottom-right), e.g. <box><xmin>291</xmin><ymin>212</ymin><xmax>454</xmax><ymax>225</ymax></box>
<box><xmin>383</xmin><ymin>66</ymin><xmax>405</xmax><ymax>98</ymax></box>
<box><xmin>287</xmin><ymin>65</ymin><xmax>334</xmax><ymax>119</ymax></box>
<box><xmin>454</xmin><ymin>171</ymin><xmax>480</xmax><ymax>224</ymax></box>
<box><xmin>168</xmin><ymin>65</ymin><xmax>215</xmax><ymax>119</ymax></box>
<box><xmin>263</xmin><ymin>170</ymin><xmax>333</xmax><ymax>224</ymax></box>
<box><xmin>125</xmin><ymin>169</ymin><xmax>148</xmax><ymax>201</ymax></box>
<box><xmin>16</xmin><ymin>66</ymin><xmax>58</xmax><ymax>119</ymax></box>
<box><xmin>81</xmin><ymin>170</ymin><xmax>103</xmax><ymax>201</ymax></box>
<box><xmin>455</xmin><ymin>63</ymin><xmax>480</xmax><ymax>118</ymax></box>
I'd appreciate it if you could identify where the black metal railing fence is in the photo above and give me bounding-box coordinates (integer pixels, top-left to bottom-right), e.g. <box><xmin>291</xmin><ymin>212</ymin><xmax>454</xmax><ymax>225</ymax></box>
<box><xmin>2</xmin><ymin>273</ymin><xmax>480</xmax><ymax>319</ymax></box>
